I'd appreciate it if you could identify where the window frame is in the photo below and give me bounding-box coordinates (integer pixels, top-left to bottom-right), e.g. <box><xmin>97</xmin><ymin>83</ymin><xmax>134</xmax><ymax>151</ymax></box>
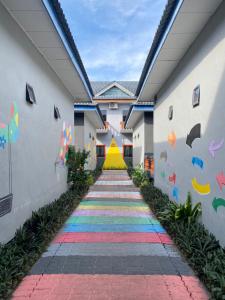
<box><xmin>123</xmin><ymin>144</ymin><xmax>133</xmax><ymax>158</ymax></box>
<box><xmin>96</xmin><ymin>145</ymin><xmax>106</xmax><ymax>158</ymax></box>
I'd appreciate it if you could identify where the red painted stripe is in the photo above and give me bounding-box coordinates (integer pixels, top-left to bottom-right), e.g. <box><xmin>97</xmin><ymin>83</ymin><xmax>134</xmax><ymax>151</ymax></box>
<box><xmin>12</xmin><ymin>274</ymin><xmax>208</xmax><ymax>300</ymax></box>
<box><xmin>52</xmin><ymin>232</ymin><xmax>173</xmax><ymax>244</ymax></box>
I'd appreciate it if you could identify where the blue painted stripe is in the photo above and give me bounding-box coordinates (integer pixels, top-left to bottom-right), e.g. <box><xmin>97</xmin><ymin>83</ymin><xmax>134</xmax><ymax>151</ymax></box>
<box><xmin>63</xmin><ymin>224</ymin><xmax>165</xmax><ymax>233</ymax></box>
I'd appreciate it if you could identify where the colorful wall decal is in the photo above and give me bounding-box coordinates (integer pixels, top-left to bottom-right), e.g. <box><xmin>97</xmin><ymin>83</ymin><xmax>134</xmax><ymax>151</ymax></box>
<box><xmin>160</xmin><ymin>151</ymin><xmax>167</xmax><ymax>161</ymax></box>
<box><xmin>192</xmin><ymin>157</ymin><xmax>204</xmax><ymax>169</ymax></box>
<box><xmin>209</xmin><ymin>138</ymin><xmax>224</xmax><ymax>158</ymax></box>
<box><xmin>186</xmin><ymin>123</ymin><xmax>201</xmax><ymax>148</ymax></box>
<box><xmin>191</xmin><ymin>178</ymin><xmax>211</xmax><ymax>195</ymax></box>
<box><xmin>172</xmin><ymin>186</ymin><xmax>179</xmax><ymax>201</ymax></box>
<box><xmin>160</xmin><ymin>171</ymin><xmax>166</xmax><ymax>179</ymax></box>
<box><xmin>169</xmin><ymin>172</ymin><xmax>176</xmax><ymax>185</ymax></box>
<box><xmin>57</xmin><ymin>122</ymin><xmax>72</xmax><ymax>165</ymax></box>
<box><xmin>216</xmin><ymin>171</ymin><xmax>225</xmax><ymax>191</ymax></box>
<box><xmin>103</xmin><ymin>138</ymin><xmax>127</xmax><ymax>170</ymax></box>
<box><xmin>168</xmin><ymin>131</ymin><xmax>176</xmax><ymax>147</ymax></box>
<box><xmin>0</xmin><ymin>102</ymin><xmax>19</xmax><ymax>148</ymax></box>
<box><xmin>212</xmin><ymin>197</ymin><xmax>225</xmax><ymax>212</ymax></box>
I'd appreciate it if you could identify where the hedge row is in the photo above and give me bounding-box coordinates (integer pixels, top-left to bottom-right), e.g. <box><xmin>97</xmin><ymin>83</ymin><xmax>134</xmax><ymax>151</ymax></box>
<box><xmin>140</xmin><ymin>182</ymin><xmax>225</xmax><ymax>300</ymax></box>
<box><xmin>0</xmin><ymin>148</ymin><xmax>102</xmax><ymax>299</ymax></box>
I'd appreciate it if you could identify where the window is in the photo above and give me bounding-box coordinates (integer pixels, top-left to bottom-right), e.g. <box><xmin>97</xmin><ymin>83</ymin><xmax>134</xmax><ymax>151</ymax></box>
<box><xmin>26</xmin><ymin>83</ymin><xmax>36</xmax><ymax>104</ymax></box>
<box><xmin>123</xmin><ymin>145</ymin><xmax>133</xmax><ymax>158</ymax></box>
<box><xmin>96</xmin><ymin>145</ymin><xmax>105</xmax><ymax>158</ymax></box>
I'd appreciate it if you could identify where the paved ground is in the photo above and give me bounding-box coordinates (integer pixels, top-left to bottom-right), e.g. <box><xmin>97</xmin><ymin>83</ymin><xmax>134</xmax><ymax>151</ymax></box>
<box><xmin>13</xmin><ymin>170</ymin><xmax>209</xmax><ymax>300</ymax></box>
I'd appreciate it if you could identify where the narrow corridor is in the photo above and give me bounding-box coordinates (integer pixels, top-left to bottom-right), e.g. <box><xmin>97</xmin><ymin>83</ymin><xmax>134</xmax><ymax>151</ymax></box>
<box><xmin>13</xmin><ymin>171</ymin><xmax>208</xmax><ymax>300</ymax></box>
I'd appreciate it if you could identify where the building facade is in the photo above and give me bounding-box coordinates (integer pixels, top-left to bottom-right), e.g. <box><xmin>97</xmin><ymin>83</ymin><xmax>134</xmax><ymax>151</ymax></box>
<box><xmin>137</xmin><ymin>0</ymin><xmax>225</xmax><ymax>246</ymax></box>
<box><xmin>93</xmin><ymin>81</ymin><xmax>136</xmax><ymax>168</ymax></box>
<box><xmin>0</xmin><ymin>0</ymin><xmax>94</xmax><ymax>243</ymax></box>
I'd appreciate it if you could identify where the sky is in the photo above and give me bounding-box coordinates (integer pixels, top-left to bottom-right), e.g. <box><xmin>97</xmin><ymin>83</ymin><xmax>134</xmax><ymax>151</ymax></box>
<box><xmin>60</xmin><ymin>0</ymin><xmax>167</xmax><ymax>81</ymax></box>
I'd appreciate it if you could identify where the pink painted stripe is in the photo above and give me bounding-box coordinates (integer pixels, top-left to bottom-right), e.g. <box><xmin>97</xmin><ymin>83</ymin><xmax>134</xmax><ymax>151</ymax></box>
<box><xmin>98</xmin><ymin>176</ymin><xmax>130</xmax><ymax>181</ymax></box>
<box><xmin>85</xmin><ymin>191</ymin><xmax>142</xmax><ymax>199</ymax></box>
<box><xmin>72</xmin><ymin>209</ymin><xmax>152</xmax><ymax>217</ymax></box>
<box><xmin>52</xmin><ymin>232</ymin><xmax>173</xmax><ymax>244</ymax></box>
<box><xmin>12</xmin><ymin>274</ymin><xmax>208</xmax><ymax>300</ymax></box>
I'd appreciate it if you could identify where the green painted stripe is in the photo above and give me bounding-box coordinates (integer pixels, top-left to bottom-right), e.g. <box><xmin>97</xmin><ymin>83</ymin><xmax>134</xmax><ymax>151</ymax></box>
<box><xmin>66</xmin><ymin>216</ymin><xmax>160</xmax><ymax>225</ymax></box>
<box><xmin>81</xmin><ymin>200</ymin><xmax>148</xmax><ymax>207</ymax></box>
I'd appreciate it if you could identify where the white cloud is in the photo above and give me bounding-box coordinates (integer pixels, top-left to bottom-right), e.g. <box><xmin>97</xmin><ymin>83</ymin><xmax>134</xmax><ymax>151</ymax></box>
<box><xmin>60</xmin><ymin>0</ymin><xmax>167</xmax><ymax>80</ymax></box>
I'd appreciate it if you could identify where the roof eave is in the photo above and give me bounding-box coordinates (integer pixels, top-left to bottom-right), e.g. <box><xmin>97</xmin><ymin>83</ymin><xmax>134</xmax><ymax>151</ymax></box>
<box><xmin>135</xmin><ymin>0</ymin><xmax>182</xmax><ymax>98</ymax></box>
<box><xmin>42</xmin><ymin>0</ymin><xmax>93</xmax><ymax>100</ymax></box>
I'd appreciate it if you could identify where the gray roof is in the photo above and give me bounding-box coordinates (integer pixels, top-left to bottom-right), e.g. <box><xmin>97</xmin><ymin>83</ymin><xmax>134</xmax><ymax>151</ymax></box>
<box><xmin>91</xmin><ymin>81</ymin><xmax>138</xmax><ymax>98</ymax></box>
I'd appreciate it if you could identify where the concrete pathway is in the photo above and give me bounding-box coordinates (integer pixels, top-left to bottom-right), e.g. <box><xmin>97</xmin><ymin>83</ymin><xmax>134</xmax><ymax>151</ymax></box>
<box><xmin>13</xmin><ymin>171</ymin><xmax>208</xmax><ymax>300</ymax></box>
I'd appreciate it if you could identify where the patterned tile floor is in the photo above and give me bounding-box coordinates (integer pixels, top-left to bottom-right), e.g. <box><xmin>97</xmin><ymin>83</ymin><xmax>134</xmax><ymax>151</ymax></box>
<box><xmin>13</xmin><ymin>171</ymin><xmax>209</xmax><ymax>299</ymax></box>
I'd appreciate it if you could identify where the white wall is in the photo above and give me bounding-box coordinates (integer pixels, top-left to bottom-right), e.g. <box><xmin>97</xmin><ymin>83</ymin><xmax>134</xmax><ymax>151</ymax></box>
<box><xmin>97</xmin><ymin>103</ymin><xmax>132</xmax><ymax>152</ymax></box>
<box><xmin>154</xmin><ymin>2</ymin><xmax>225</xmax><ymax>246</ymax></box>
<box><xmin>0</xmin><ymin>4</ymin><xmax>74</xmax><ymax>243</ymax></box>
<box><xmin>133</xmin><ymin>116</ymin><xmax>145</xmax><ymax>167</ymax></box>
<box><xmin>84</xmin><ymin>116</ymin><xmax>97</xmax><ymax>170</ymax></box>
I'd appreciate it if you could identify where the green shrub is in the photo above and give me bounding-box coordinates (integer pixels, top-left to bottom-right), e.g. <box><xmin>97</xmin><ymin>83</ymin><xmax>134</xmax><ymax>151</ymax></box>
<box><xmin>131</xmin><ymin>164</ymin><xmax>149</xmax><ymax>187</ymax></box>
<box><xmin>67</xmin><ymin>146</ymin><xmax>90</xmax><ymax>192</ymax></box>
<box><xmin>139</xmin><ymin>182</ymin><xmax>225</xmax><ymax>300</ymax></box>
<box><xmin>0</xmin><ymin>152</ymin><xmax>101</xmax><ymax>300</ymax></box>
<box><xmin>159</xmin><ymin>192</ymin><xmax>201</xmax><ymax>224</ymax></box>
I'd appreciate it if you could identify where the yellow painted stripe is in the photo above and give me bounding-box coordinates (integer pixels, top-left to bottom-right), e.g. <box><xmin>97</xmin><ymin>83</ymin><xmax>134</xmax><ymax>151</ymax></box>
<box><xmin>78</xmin><ymin>205</ymin><xmax>150</xmax><ymax>212</ymax></box>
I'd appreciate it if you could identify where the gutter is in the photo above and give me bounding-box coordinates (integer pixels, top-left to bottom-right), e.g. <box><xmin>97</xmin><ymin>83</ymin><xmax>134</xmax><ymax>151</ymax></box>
<box><xmin>124</xmin><ymin>104</ymin><xmax>154</xmax><ymax>128</ymax></box>
<box><xmin>74</xmin><ymin>103</ymin><xmax>105</xmax><ymax>127</ymax></box>
<box><xmin>42</xmin><ymin>0</ymin><xmax>94</xmax><ymax>101</ymax></box>
<box><xmin>135</xmin><ymin>0</ymin><xmax>183</xmax><ymax>98</ymax></box>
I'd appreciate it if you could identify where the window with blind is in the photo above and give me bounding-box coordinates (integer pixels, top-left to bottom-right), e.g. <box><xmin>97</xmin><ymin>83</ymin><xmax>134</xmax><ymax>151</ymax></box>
<box><xmin>96</xmin><ymin>145</ymin><xmax>105</xmax><ymax>157</ymax></box>
<box><xmin>123</xmin><ymin>145</ymin><xmax>133</xmax><ymax>157</ymax></box>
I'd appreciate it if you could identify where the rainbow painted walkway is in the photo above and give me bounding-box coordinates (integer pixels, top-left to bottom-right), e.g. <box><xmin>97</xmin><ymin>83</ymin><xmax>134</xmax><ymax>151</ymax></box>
<box><xmin>13</xmin><ymin>171</ymin><xmax>208</xmax><ymax>299</ymax></box>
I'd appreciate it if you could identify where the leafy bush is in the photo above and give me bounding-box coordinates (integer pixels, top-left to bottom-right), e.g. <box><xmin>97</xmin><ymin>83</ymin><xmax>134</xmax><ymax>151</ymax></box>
<box><xmin>131</xmin><ymin>164</ymin><xmax>149</xmax><ymax>187</ymax></box>
<box><xmin>67</xmin><ymin>146</ymin><xmax>90</xmax><ymax>192</ymax></box>
<box><xmin>139</xmin><ymin>182</ymin><xmax>225</xmax><ymax>300</ymax></box>
<box><xmin>159</xmin><ymin>192</ymin><xmax>201</xmax><ymax>224</ymax></box>
<box><xmin>0</xmin><ymin>150</ymin><xmax>101</xmax><ymax>300</ymax></box>
<box><xmin>0</xmin><ymin>190</ymin><xmax>82</xmax><ymax>299</ymax></box>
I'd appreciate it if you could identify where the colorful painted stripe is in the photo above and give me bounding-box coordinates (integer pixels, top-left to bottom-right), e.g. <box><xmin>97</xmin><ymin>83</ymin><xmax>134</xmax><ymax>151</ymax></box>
<box><xmin>85</xmin><ymin>191</ymin><xmax>142</xmax><ymax>199</ymax></box>
<box><xmin>80</xmin><ymin>200</ymin><xmax>147</xmax><ymax>207</ymax></box>
<box><xmin>72</xmin><ymin>209</ymin><xmax>152</xmax><ymax>217</ymax></box>
<box><xmin>53</xmin><ymin>232</ymin><xmax>173</xmax><ymax>244</ymax></box>
<box><xmin>63</xmin><ymin>224</ymin><xmax>166</xmax><ymax>233</ymax></box>
<box><xmin>95</xmin><ymin>180</ymin><xmax>133</xmax><ymax>185</ymax></box>
<box><xmin>66</xmin><ymin>216</ymin><xmax>160</xmax><ymax>225</ymax></box>
<box><xmin>78</xmin><ymin>205</ymin><xmax>150</xmax><ymax>211</ymax></box>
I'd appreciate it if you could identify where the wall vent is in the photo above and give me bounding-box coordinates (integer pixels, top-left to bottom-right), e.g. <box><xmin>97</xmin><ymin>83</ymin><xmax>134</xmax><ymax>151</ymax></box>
<box><xmin>0</xmin><ymin>193</ymin><xmax>13</xmax><ymax>217</ymax></box>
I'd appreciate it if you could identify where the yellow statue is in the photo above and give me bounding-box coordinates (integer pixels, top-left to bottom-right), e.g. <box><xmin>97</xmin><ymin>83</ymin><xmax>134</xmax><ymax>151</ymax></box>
<box><xmin>103</xmin><ymin>138</ymin><xmax>127</xmax><ymax>170</ymax></box>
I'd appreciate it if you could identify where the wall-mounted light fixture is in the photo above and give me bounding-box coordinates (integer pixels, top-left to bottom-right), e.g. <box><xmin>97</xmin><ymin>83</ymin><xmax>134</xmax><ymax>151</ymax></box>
<box><xmin>54</xmin><ymin>106</ymin><xmax>61</xmax><ymax>119</ymax></box>
<box><xmin>192</xmin><ymin>85</ymin><xmax>200</xmax><ymax>107</ymax></box>
<box><xmin>168</xmin><ymin>105</ymin><xmax>173</xmax><ymax>120</ymax></box>
<box><xmin>26</xmin><ymin>83</ymin><xmax>36</xmax><ymax>104</ymax></box>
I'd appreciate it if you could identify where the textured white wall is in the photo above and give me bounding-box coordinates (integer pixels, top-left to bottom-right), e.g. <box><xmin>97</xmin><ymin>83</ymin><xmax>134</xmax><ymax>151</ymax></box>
<box><xmin>97</xmin><ymin>103</ymin><xmax>132</xmax><ymax>152</ymax></box>
<box><xmin>133</xmin><ymin>116</ymin><xmax>145</xmax><ymax>167</ymax></box>
<box><xmin>84</xmin><ymin>116</ymin><xmax>97</xmax><ymax>170</ymax></box>
<box><xmin>0</xmin><ymin>4</ymin><xmax>74</xmax><ymax>243</ymax></box>
<box><xmin>154</xmin><ymin>2</ymin><xmax>225</xmax><ymax>246</ymax></box>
